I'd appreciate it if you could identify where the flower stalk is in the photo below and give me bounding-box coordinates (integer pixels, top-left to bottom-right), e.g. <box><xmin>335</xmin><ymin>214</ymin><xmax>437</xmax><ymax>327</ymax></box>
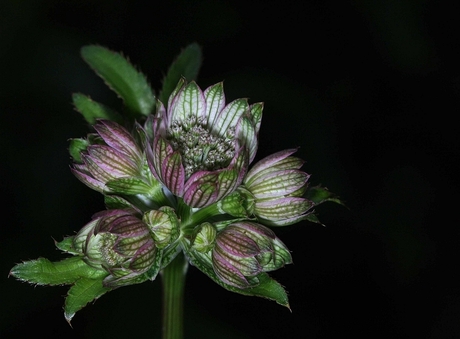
<box><xmin>161</xmin><ymin>252</ymin><xmax>188</xmax><ymax>339</ymax></box>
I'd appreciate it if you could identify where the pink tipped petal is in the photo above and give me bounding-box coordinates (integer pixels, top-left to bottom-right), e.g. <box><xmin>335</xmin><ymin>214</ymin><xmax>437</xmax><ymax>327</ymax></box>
<box><xmin>152</xmin><ymin>137</ymin><xmax>175</xmax><ymax>178</ymax></box>
<box><xmin>183</xmin><ymin>172</ymin><xmax>219</xmax><ymax>208</ymax></box>
<box><xmin>216</xmin><ymin>229</ymin><xmax>260</xmax><ymax>257</ymax></box>
<box><xmin>249</xmin><ymin>170</ymin><xmax>310</xmax><ymax>198</ymax></box>
<box><xmin>245</xmin><ymin>149</ymin><xmax>299</xmax><ymax>185</ymax></box>
<box><xmin>231</xmin><ymin>222</ymin><xmax>276</xmax><ymax>239</ymax></box>
<box><xmin>87</xmin><ymin>146</ymin><xmax>139</xmax><ymax>177</ymax></box>
<box><xmin>161</xmin><ymin>152</ymin><xmax>185</xmax><ymax>196</ymax></box>
<box><xmin>154</xmin><ymin>103</ymin><xmax>168</xmax><ymax>134</ymax></box>
<box><xmin>94</xmin><ymin>120</ymin><xmax>142</xmax><ymax>163</ymax></box>
<box><xmin>212</xmin><ymin>250</ymin><xmax>251</xmax><ymax>288</ymax></box>
<box><xmin>71</xmin><ymin>167</ymin><xmax>106</xmax><ymax>192</ymax></box>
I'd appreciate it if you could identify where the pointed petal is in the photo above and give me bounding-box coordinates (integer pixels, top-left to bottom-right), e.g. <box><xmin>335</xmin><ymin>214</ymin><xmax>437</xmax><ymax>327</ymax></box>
<box><xmin>86</xmin><ymin>146</ymin><xmax>139</xmax><ymax>178</ymax></box>
<box><xmin>249</xmin><ymin>170</ymin><xmax>310</xmax><ymax>198</ymax></box>
<box><xmin>230</xmin><ymin>222</ymin><xmax>276</xmax><ymax>239</ymax></box>
<box><xmin>212</xmin><ymin>249</ymin><xmax>251</xmax><ymax>288</ymax></box>
<box><xmin>236</xmin><ymin>116</ymin><xmax>258</xmax><ymax>163</ymax></box>
<box><xmin>153</xmin><ymin>102</ymin><xmax>169</xmax><ymax>135</ymax></box>
<box><xmin>213</xmin><ymin>98</ymin><xmax>248</xmax><ymax>136</ymax></box>
<box><xmin>169</xmin><ymin>81</ymin><xmax>205</xmax><ymax>123</ymax></box>
<box><xmin>71</xmin><ymin>167</ymin><xmax>105</xmax><ymax>192</ymax></box>
<box><xmin>249</xmin><ymin>102</ymin><xmax>263</xmax><ymax>136</ymax></box>
<box><xmin>216</xmin><ymin>229</ymin><xmax>260</xmax><ymax>257</ymax></box>
<box><xmin>94</xmin><ymin>120</ymin><xmax>142</xmax><ymax>164</ymax></box>
<box><xmin>227</xmin><ymin>149</ymin><xmax>249</xmax><ymax>191</ymax></box>
<box><xmin>183</xmin><ymin>172</ymin><xmax>219</xmax><ymax>207</ymax></box>
<box><xmin>214</xmin><ymin>245</ymin><xmax>262</xmax><ymax>277</ymax></box>
<box><xmin>215</xmin><ymin>168</ymin><xmax>239</xmax><ymax>201</ymax></box>
<box><xmin>254</xmin><ymin>197</ymin><xmax>313</xmax><ymax>221</ymax></box>
<box><xmin>161</xmin><ymin>151</ymin><xmax>185</xmax><ymax>196</ymax></box>
<box><xmin>167</xmin><ymin>77</ymin><xmax>186</xmax><ymax>112</ymax></box>
<box><xmin>204</xmin><ymin>82</ymin><xmax>226</xmax><ymax>126</ymax></box>
<box><xmin>244</xmin><ymin>149</ymin><xmax>298</xmax><ymax>186</ymax></box>
<box><xmin>151</xmin><ymin>137</ymin><xmax>175</xmax><ymax>181</ymax></box>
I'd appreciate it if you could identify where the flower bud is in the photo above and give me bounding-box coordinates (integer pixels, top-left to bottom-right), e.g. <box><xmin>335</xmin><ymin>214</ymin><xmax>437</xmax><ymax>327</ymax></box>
<box><xmin>211</xmin><ymin>221</ymin><xmax>291</xmax><ymax>288</ymax></box>
<box><xmin>217</xmin><ymin>187</ymin><xmax>255</xmax><ymax>218</ymax></box>
<box><xmin>143</xmin><ymin>206</ymin><xmax>180</xmax><ymax>249</ymax></box>
<box><xmin>191</xmin><ymin>222</ymin><xmax>217</xmax><ymax>253</ymax></box>
<box><xmin>244</xmin><ymin>149</ymin><xmax>313</xmax><ymax>226</ymax></box>
<box><xmin>73</xmin><ymin>209</ymin><xmax>157</xmax><ymax>287</ymax></box>
<box><xmin>71</xmin><ymin>120</ymin><xmax>155</xmax><ymax>196</ymax></box>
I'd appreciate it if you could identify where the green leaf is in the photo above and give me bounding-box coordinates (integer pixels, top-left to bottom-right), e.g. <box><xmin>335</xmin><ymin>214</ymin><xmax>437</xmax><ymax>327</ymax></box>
<box><xmin>72</xmin><ymin>93</ymin><xmax>122</xmax><ymax>124</ymax></box>
<box><xmin>159</xmin><ymin>241</ymin><xmax>182</xmax><ymax>269</ymax></box>
<box><xmin>81</xmin><ymin>45</ymin><xmax>155</xmax><ymax>117</ymax></box>
<box><xmin>106</xmin><ymin>177</ymin><xmax>153</xmax><ymax>195</ymax></box>
<box><xmin>305</xmin><ymin>185</ymin><xmax>343</xmax><ymax>205</ymax></box>
<box><xmin>145</xmin><ymin>246</ymin><xmax>165</xmax><ymax>280</ymax></box>
<box><xmin>64</xmin><ymin>277</ymin><xmax>110</xmax><ymax>323</ymax></box>
<box><xmin>55</xmin><ymin>236</ymin><xmax>81</xmax><ymax>255</ymax></box>
<box><xmin>68</xmin><ymin>138</ymin><xmax>89</xmax><ymax>163</ymax></box>
<box><xmin>305</xmin><ymin>213</ymin><xmax>322</xmax><ymax>225</ymax></box>
<box><xmin>181</xmin><ymin>239</ymin><xmax>290</xmax><ymax>308</ymax></box>
<box><xmin>159</xmin><ymin>43</ymin><xmax>202</xmax><ymax>105</ymax></box>
<box><xmin>104</xmin><ymin>194</ymin><xmax>136</xmax><ymax>209</ymax></box>
<box><xmin>10</xmin><ymin>256</ymin><xmax>106</xmax><ymax>286</ymax></box>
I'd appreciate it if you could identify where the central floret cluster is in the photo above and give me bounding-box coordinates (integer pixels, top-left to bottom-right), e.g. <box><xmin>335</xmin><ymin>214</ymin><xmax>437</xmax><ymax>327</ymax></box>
<box><xmin>167</xmin><ymin>114</ymin><xmax>235</xmax><ymax>178</ymax></box>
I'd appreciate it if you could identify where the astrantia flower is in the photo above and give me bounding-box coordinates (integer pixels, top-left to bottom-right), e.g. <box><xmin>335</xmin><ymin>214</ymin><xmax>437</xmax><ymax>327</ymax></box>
<box><xmin>147</xmin><ymin>79</ymin><xmax>263</xmax><ymax>208</ymax></box>
<box><xmin>71</xmin><ymin>120</ymin><xmax>154</xmax><ymax>195</ymax></box>
<box><xmin>73</xmin><ymin>209</ymin><xmax>156</xmax><ymax>288</ymax></box>
<box><xmin>243</xmin><ymin>149</ymin><xmax>313</xmax><ymax>226</ymax></box>
<box><xmin>211</xmin><ymin>221</ymin><xmax>292</xmax><ymax>288</ymax></box>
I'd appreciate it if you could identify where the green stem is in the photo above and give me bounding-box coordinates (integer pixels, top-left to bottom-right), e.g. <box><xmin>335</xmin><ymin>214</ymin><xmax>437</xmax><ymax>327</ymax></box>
<box><xmin>161</xmin><ymin>252</ymin><xmax>188</xmax><ymax>339</ymax></box>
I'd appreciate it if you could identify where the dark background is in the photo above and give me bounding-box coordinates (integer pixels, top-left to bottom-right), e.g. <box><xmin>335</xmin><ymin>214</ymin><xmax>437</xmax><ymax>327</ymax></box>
<box><xmin>2</xmin><ymin>1</ymin><xmax>459</xmax><ymax>338</ymax></box>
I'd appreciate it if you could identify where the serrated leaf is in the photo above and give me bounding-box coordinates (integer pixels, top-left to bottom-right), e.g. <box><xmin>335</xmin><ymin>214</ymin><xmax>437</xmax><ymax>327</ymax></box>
<box><xmin>145</xmin><ymin>245</ymin><xmax>165</xmax><ymax>280</ymax></box>
<box><xmin>64</xmin><ymin>277</ymin><xmax>111</xmax><ymax>323</ymax></box>
<box><xmin>305</xmin><ymin>185</ymin><xmax>343</xmax><ymax>205</ymax></box>
<box><xmin>10</xmin><ymin>256</ymin><xmax>106</xmax><ymax>286</ymax></box>
<box><xmin>72</xmin><ymin>93</ymin><xmax>122</xmax><ymax>124</ymax></box>
<box><xmin>182</xmin><ymin>239</ymin><xmax>290</xmax><ymax>308</ymax></box>
<box><xmin>55</xmin><ymin>236</ymin><xmax>81</xmax><ymax>255</ymax></box>
<box><xmin>159</xmin><ymin>240</ymin><xmax>181</xmax><ymax>269</ymax></box>
<box><xmin>81</xmin><ymin>45</ymin><xmax>155</xmax><ymax>117</ymax></box>
<box><xmin>159</xmin><ymin>43</ymin><xmax>202</xmax><ymax>105</ymax></box>
<box><xmin>104</xmin><ymin>194</ymin><xmax>137</xmax><ymax>209</ymax></box>
<box><xmin>305</xmin><ymin>213</ymin><xmax>322</xmax><ymax>225</ymax></box>
<box><xmin>69</xmin><ymin>138</ymin><xmax>89</xmax><ymax>163</ymax></box>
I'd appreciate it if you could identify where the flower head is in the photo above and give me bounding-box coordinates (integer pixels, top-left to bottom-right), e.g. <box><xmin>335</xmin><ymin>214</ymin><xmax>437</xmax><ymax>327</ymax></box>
<box><xmin>147</xmin><ymin>79</ymin><xmax>263</xmax><ymax>208</ymax></box>
<box><xmin>73</xmin><ymin>209</ymin><xmax>156</xmax><ymax>287</ymax></box>
<box><xmin>244</xmin><ymin>149</ymin><xmax>313</xmax><ymax>226</ymax></box>
<box><xmin>211</xmin><ymin>221</ymin><xmax>292</xmax><ymax>288</ymax></box>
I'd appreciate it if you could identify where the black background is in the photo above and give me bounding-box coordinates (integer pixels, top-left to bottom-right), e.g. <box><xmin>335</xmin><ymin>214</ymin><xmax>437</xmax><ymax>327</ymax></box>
<box><xmin>2</xmin><ymin>1</ymin><xmax>459</xmax><ymax>338</ymax></box>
